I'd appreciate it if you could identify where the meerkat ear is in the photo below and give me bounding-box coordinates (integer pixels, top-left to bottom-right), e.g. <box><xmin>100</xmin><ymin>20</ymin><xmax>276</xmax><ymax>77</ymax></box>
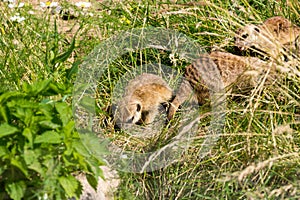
<box><xmin>136</xmin><ymin>103</ymin><xmax>141</xmax><ymax>112</ymax></box>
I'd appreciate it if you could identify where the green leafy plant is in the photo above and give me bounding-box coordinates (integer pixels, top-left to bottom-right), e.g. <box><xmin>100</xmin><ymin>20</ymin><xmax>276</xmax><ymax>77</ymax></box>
<box><xmin>0</xmin><ymin>79</ymin><xmax>105</xmax><ymax>200</ymax></box>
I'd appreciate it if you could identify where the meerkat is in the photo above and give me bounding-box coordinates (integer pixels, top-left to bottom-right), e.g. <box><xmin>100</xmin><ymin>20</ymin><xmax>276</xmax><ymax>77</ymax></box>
<box><xmin>168</xmin><ymin>51</ymin><xmax>268</xmax><ymax>120</ymax></box>
<box><xmin>235</xmin><ymin>16</ymin><xmax>300</xmax><ymax>59</ymax></box>
<box><xmin>114</xmin><ymin>73</ymin><xmax>173</xmax><ymax>128</ymax></box>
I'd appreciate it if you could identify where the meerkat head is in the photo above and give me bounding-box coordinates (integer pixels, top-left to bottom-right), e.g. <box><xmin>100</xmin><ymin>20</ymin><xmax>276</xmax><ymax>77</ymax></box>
<box><xmin>235</xmin><ymin>24</ymin><xmax>262</xmax><ymax>51</ymax></box>
<box><xmin>235</xmin><ymin>23</ymin><xmax>287</xmax><ymax>57</ymax></box>
<box><xmin>114</xmin><ymin>98</ymin><xmax>142</xmax><ymax>128</ymax></box>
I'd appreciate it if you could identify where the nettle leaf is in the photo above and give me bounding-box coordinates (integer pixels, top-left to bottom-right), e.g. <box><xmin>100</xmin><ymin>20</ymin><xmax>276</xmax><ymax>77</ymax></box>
<box><xmin>28</xmin><ymin>160</ymin><xmax>44</xmax><ymax>176</ymax></box>
<box><xmin>39</xmin><ymin>120</ymin><xmax>61</xmax><ymax>129</ymax></box>
<box><xmin>0</xmin><ymin>123</ymin><xmax>18</xmax><ymax>138</ymax></box>
<box><xmin>16</xmin><ymin>107</ymin><xmax>33</xmax><ymax>127</ymax></box>
<box><xmin>34</xmin><ymin>131</ymin><xmax>62</xmax><ymax>144</ymax></box>
<box><xmin>0</xmin><ymin>91</ymin><xmax>25</xmax><ymax>104</ymax></box>
<box><xmin>73</xmin><ymin>139</ymin><xmax>91</xmax><ymax>158</ymax></box>
<box><xmin>36</xmin><ymin>103</ymin><xmax>54</xmax><ymax>119</ymax></box>
<box><xmin>48</xmin><ymin>82</ymin><xmax>63</xmax><ymax>94</ymax></box>
<box><xmin>0</xmin><ymin>146</ymin><xmax>9</xmax><ymax>157</ymax></box>
<box><xmin>58</xmin><ymin>175</ymin><xmax>79</xmax><ymax>198</ymax></box>
<box><xmin>55</xmin><ymin>102</ymin><xmax>71</xmax><ymax>126</ymax></box>
<box><xmin>7</xmin><ymin>99</ymin><xmax>36</xmax><ymax>126</ymax></box>
<box><xmin>22</xmin><ymin>79</ymin><xmax>52</xmax><ymax>96</ymax></box>
<box><xmin>85</xmin><ymin>157</ymin><xmax>104</xmax><ymax>179</ymax></box>
<box><xmin>7</xmin><ymin>99</ymin><xmax>38</xmax><ymax>109</ymax></box>
<box><xmin>63</xmin><ymin>121</ymin><xmax>75</xmax><ymax>139</ymax></box>
<box><xmin>22</xmin><ymin>128</ymin><xmax>33</xmax><ymax>148</ymax></box>
<box><xmin>63</xmin><ymin>121</ymin><xmax>75</xmax><ymax>156</ymax></box>
<box><xmin>23</xmin><ymin>149</ymin><xmax>35</xmax><ymax>165</ymax></box>
<box><xmin>11</xmin><ymin>158</ymin><xmax>28</xmax><ymax>177</ymax></box>
<box><xmin>42</xmin><ymin>83</ymin><xmax>69</xmax><ymax>99</ymax></box>
<box><xmin>0</xmin><ymin>105</ymin><xmax>9</xmax><ymax>122</ymax></box>
<box><xmin>24</xmin><ymin>149</ymin><xmax>44</xmax><ymax>176</ymax></box>
<box><xmin>86</xmin><ymin>174</ymin><xmax>98</xmax><ymax>191</ymax></box>
<box><xmin>5</xmin><ymin>181</ymin><xmax>26</xmax><ymax>200</ymax></box>
<box><xmin>80</xmin><ymin>133</ymin><xmax>109</xmax><ymax>161</ymax></box>
<box><xmin>72</xmin><ymin>152</ymin><xmax>89</xmax><ymax>172</ymax></box>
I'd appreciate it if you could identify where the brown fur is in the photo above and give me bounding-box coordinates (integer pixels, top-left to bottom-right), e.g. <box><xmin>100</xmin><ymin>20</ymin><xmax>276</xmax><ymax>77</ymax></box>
<box><xmin>115</xmin><ymin>73</ymin><xmax>172</xmax><ymax>128</ymax></box>
<box><xmin>168</xmin><ymin>51</ymin><xmax>268</xmax><ymax>119</ymax></box>
<box><xmin>263</xmin><ymin>16</ymin><xmax>300</xmax><ymax>45</ymax></box>
<box><xmin>235</xmin><ymin>16</ymin><xmax>300</xmax><ymax>58</ymax></box>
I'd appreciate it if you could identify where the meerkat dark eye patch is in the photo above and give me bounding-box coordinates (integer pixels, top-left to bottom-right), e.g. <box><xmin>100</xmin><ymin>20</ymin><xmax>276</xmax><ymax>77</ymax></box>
<box><xmin>295</xmin><ymin>35</ymin><xmax>300</xmax><ymax>49</ymax></box>
<box><xmin>254</xmin><ymin>27</ymin><xmax>260</xmax><ymax>32</ymax></box>
<box><xmin>283</xmin><ymin>54</ymin><xmax>288</xmax><ymax>62</ymax></box>
<box><xmin>136</xmin><ymin>104</ymin><xmax>141</xmax><ymax>112</ymax></box>
<box><xmin>125</xmin><ymin>116</ymin><xmax>135</xmax><ymax>123</ymax></box>
<box><xmin>242</xmin><ymin>33</ymin><xmax>249</xmax><ymax>39</ymax></box>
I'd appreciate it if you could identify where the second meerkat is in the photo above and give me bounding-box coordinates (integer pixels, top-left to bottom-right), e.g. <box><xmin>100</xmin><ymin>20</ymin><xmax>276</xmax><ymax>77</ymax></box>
<box><xmin>168</xmin><ymin>51</ymin><xmax>268</xmax><ymax>120</ymax></box>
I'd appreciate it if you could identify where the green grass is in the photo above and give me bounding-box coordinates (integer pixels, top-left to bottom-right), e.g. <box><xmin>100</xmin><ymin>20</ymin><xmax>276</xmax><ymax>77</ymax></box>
<box><xmin>0</xmin><ymin>0</ymin><xmax>300</xmax><ymax>199</ymax></box>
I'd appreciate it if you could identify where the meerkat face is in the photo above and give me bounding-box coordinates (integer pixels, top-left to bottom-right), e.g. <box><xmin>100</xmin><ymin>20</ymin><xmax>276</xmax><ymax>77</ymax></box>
<box><xmin>235</xmin><ymin>24</ymin><xmax>263</xmax><ymax>50</ymax></box>
<box><xmin>124</xmin><ymin>101</ymin><xmax>142</xmax><ymax>124</ymax></box>
<box><xmin>115</xmin><ymin>99</ymin><xmax>142</xmax><ymax>128</ymax></box>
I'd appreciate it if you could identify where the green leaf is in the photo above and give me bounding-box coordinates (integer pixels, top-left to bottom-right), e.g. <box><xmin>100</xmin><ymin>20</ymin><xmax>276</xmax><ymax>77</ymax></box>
<box><xmin>66</xmin><ymin>59</ymin><xmax>81</xmax><ymax>79</ymax></box>
<box><xmin>0</xmin><ymin>165</ymin><xmax>5</xmax><ymax>176</ymax></box>
<box><xmin>23</xmin><ymin>149</ymin><xmax>35</xmax><ymax>165</ymax></box>
<box><xmin>11</xmin><ymin>158</ymin><xmax>28</xmax><ymax>176</ymax></box>
<box><xmin>79</xmin><ymin>96</ymin><xmax>96</xmax><ymax>114</ymax></box>
<box><xmin>80</xmin><ymin>133</ymin><xmax>109</xmax><ymax>160</ymax></box>
<box><xmin>15</xmin><ymin>107</ymin><xmax>33</xmax><ymax>127</ymax></box>
<box><xmin>48</xmin><ymin>82</ymin><xmax>68</xmax><ymax>95</ymax></box>
<box><xmin>55</xmin><ymin>102</ymin><xmax>71</xmax><ymax>126</ymax></box>
<box><xmin>34</xmin><ymin>131</ymin><xmax>62</xmax><ymax>144</ymax></box>
<box><xmin>7</xmin><ymin>99</ymin><xmax>38</xmax><ymax>109</ymax></box>
<box><xmin>73</xmin><ymin>139</ymin><xmax>90</xmax><ymax>158</ymax></box>
<box><xmin>22</xmin><ymin>79</ymin><xmax>52</xmax><ymax>96</ymax></box>
<box><xmin>0</xmin><ymin>123</ymin><xmax>18</xmax><ymax>138</ymax></box>
<box><xmin>85</xmin><ymin>157</ymin><xmax>104</xmax><ymax>179</ymax></box>
<box><xmin>22</xmin><ymin>128</ymin><xmax>33</xmax><ymax>148</ymax></box>
<box><xmin>39</xmin><ymin>120</ymin><xmax>61</xmax><ymax>129</ymax></box>
<box><xmin>63</xmin><ymin>121</ymin><xmax>75</xmax><ymax>139</ymax></box>
<box><xmin>28</xmin><ymin>160</ymin><xmax>44</xmax><ymax>176</ymax></box>
<box><xmin>51</xmin><ymin>36</ymin><xmax>76</xmax><ymax>64</ymax></box>
<box><xmin>7</xmin><ymin>99</ymin><xmax>36</xmax><ymax>126</ymax></box>
<box><xmin>24</xmin><ymin>149</ymin><xmax>44</xmax><ymax>176</ymax></box>
<box><xmin>0</xmin><ymin>105</ymin><xmax>9</xmax><ymax>122</ymax></box>
<box><xmin>5</xmin><ymin>181</ymin><xmax>26</xmax><ymax>200</ymax></box>
<box><xmin>86</xmin><ymin>174</ymin><xmax>98</xmax><ymax>191</ymax></box>
<box><xmin>32</xmin><ymin>79</ymin><xmax>52</xmax><ymax>96</ymax></box>
<box><xmin>21</xmin><ymin>82</ymin><xmax>31</xmax><ymax>94</ymax></box>
<box><xmin>0</xmin><ymin>146</ymin><xmax>8</xmax><ymax>157</ymax></box>
<box><xmin>37</xmin><ymin>103</ymin><xmax>54</xmax><ymax>119</ymax></box>
<box><xmin>63</xmin><ymin>121</ymin><xmax>75</xmax><ymax>156</ymax></box>
<box><xmin>72</xmin><ymin>152</ymin><xmax>89</xmax><ymax>172</ymax></box>
<box><xmin>0</xmin><ymin>91</ymin><xmax>25</xmax><ymax>104</ymax></box>
<box><xmin>58</xmin><ymin>175</ymin><xmax>79</xmax><ymax>198</ymax></box>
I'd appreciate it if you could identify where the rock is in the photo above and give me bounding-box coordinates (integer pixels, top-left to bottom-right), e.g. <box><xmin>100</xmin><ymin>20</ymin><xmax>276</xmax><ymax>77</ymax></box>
<box><xmin>76</xmin><ymin>166</ymin><xmax>120</xmax><ymax>200</ymax></box>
